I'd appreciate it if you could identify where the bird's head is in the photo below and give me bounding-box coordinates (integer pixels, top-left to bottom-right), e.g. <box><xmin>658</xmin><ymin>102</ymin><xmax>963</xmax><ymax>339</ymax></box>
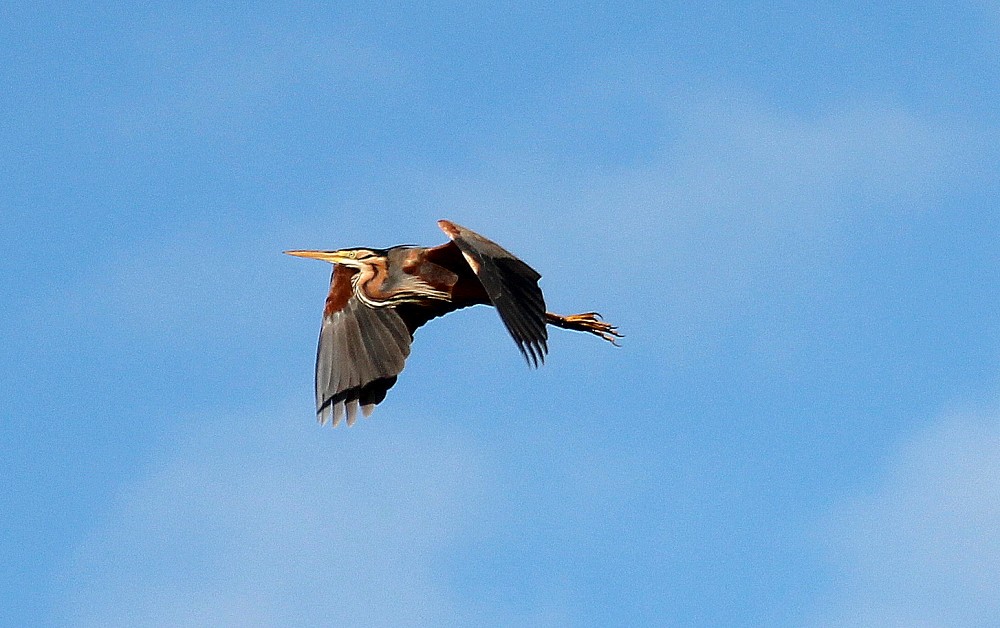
<box><xmin>284</xmin><ymin>247</ymin><xmax>388</xmax><ymax>270</ymax></box>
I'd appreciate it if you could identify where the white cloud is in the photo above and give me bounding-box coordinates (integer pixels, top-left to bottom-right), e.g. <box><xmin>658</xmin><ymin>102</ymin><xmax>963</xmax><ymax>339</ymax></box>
<box><xmin>58</xmin><ymin>406</ymin><xmax>505</xmax><ymax>627</ymax></box>
<box><xmin>419</xmin><ymin>95</ymin><xmax>962</xmax><ymax>236</ymax></box>
<box><xmin>66</xmin><ymin>90</ymin><xmax>973</xmax><ymax>376</ymax></box>
<box><xmin>402</xmin><ymin>96</ymin><xmax>968</xmax><ymax>366</ymax></box>
<box><xmin>812</xmin><ymin>409</ymin><xmax>1000</xmax><ymax>627</ymax></box>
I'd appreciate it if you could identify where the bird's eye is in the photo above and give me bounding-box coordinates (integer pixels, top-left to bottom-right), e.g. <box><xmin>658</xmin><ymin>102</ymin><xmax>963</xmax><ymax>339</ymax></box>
<box><xmin>348</xmin><ymin>251</ymin><xmax>357</xmax><ymax>259</ymax></box>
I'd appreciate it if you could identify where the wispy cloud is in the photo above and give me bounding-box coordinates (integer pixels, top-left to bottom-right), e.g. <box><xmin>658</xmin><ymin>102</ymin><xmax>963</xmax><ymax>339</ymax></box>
<box><xmin>400</xmin><ymin>96</ymin><xmax>970</xmax><ymax>365</ymax></box>
<box><xmin>812</xmin><ymin>408</ymin><xmax>1000</xmax><ymax>627</ymax></box>
<box><xmin>57</xmin><ymin>407</ymin><xmax>502</xmax><ymax>627</ymax></box>
<box><xmin>62</xmin><ymin>92</ymin><xmax>974</xmax><ymax>372</ymax></box>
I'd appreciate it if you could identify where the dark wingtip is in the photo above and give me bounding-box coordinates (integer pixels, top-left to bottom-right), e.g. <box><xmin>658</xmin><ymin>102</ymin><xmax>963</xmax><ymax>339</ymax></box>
<box><xmin>518</xmin><ymin>340</ymin><xmax>547</xmax><ymax>369</ymax></box>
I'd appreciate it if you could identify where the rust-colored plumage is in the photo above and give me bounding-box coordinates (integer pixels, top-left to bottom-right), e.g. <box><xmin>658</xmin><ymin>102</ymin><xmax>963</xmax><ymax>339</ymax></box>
<box><xmin>286</xmin><ymin>220</ymin><xmax>621</xmax><ymax>427</ymax></box>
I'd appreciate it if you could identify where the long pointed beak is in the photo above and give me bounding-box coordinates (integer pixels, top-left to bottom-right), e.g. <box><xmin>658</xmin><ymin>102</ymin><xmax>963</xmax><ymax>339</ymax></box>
<box><xmin>283</xmin><ymin>250</ymin><xmax>349</xmax><ymax>263</ymax></box>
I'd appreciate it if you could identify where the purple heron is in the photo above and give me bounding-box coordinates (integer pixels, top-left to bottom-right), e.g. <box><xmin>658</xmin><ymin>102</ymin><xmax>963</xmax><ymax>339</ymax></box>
<box><xmin>286</xmin><ymin>220</ymin><xmax>621</xmax><ymax>427</ymax></box>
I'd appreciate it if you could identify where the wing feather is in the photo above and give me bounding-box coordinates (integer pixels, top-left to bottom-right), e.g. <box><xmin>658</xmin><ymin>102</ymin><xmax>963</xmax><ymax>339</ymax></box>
<box><xmin>314</xmin><ymin>288</ymin><xmax>413</xmax><ymax>426</ymax></box>
<box><xmin>437</xmin><ymin>220</ymin><xmax>548</xmax><ymax>365</ymax></box>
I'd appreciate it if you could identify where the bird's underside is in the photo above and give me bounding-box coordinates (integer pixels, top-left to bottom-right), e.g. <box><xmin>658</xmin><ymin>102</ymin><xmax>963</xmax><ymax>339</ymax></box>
<box><xmin>287</xmin><ymin>219</ymin><xmax>621</xmax><ymax>427</ymax></box>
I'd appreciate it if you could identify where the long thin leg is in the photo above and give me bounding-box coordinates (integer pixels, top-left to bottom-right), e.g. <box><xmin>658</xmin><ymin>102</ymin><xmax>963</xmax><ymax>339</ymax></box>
<box><xmin>545</xmin><ymin>311</ymin><xmax>622</xmax><ymax>345</ymax></box>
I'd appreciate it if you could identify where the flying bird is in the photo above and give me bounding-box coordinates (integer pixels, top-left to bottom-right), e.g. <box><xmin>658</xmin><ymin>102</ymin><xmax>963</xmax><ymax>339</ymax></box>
<box><xmin>285</xmin><ymin>220</ymin><xmax>621</xmax><ymax>427</ymax></box>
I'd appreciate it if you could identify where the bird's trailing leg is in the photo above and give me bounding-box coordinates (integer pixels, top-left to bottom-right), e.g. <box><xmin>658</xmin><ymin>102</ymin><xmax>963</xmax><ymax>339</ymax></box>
<box><xmin>546</xmin><ymin>311</ymin><xmax>622</xmax><ymax>346</ymax></box>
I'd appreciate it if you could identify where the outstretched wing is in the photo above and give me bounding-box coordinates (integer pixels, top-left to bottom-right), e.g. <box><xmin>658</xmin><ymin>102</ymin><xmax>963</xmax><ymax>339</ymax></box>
<box><xmin>315</xmin><ymin>265</ymin><xmax>412</xmax><ymax>426</ymax></box>
<box><xmin>437</xmin><ymin>220</ymin><xmax>548</xmax><ymax>365</ymax></box>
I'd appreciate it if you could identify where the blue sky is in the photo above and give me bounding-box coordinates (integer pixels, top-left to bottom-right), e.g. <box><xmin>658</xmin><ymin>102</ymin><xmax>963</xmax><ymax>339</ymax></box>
<box><xmin>3</xmin><ymin>2</ymin><xmax>1000</xmax><ymax>626</ymax></box>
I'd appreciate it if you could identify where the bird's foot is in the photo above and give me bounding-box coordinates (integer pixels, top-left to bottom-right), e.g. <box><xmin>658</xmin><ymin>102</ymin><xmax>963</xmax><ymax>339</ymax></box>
<box><xmin>548</xmin><ymin>312</ymin><xmax>623</xmax><ymax>346</ymax></box>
